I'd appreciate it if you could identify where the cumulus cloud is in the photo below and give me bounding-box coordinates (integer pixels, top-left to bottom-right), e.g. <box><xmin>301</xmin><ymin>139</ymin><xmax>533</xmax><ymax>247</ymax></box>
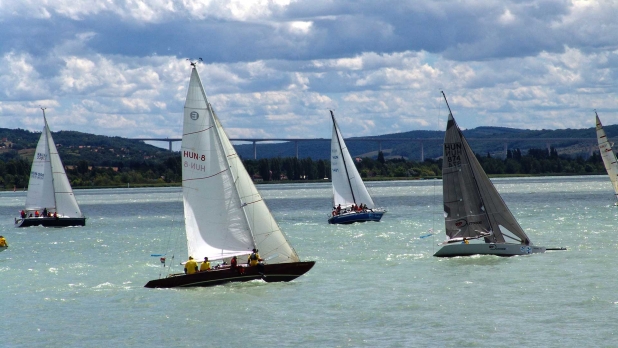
<box><xmin>0</xmin><ymin>0</ymin><xmax>618</xmax><ymax>144</ymax></box>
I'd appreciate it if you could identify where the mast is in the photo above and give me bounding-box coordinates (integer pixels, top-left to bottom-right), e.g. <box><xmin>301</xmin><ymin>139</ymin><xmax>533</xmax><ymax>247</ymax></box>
<box><xmin>330</xmin><ymin>110</ymin><xmax>356</xmax><ymax>205</ymax></box>
<box><xmin>441</xmin><ymin>91</ymin><xmax>496</xmax><ymax>242</ymax></box>
<box><xmin>42</xmin><ymin>107</ymin><xmax>57</xmax><ymax>212</ymax></box>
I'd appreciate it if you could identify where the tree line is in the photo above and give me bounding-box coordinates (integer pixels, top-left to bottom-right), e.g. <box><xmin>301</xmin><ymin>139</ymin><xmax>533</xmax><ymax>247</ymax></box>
<box><xmin>0</xmin><ymin>147</ymin><xmax>608</xmax><ymax>189</ymax></box>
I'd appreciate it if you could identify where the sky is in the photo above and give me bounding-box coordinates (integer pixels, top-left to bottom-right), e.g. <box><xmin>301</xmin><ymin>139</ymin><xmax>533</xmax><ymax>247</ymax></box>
<box><xmin>1</xmin><ymin>0</ymin><xmax>617</xmax><ymax>150</ymax></box>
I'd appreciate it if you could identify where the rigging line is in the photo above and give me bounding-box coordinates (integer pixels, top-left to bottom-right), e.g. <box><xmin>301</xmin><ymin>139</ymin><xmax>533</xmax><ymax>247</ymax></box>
<box><xmin>183</xmin><ymin>125</ymin><xmax>214</xmax><ymax>136</ymax></box>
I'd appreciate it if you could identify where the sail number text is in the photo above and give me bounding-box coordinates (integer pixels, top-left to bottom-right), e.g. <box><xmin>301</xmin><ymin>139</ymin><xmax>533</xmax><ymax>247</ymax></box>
<box><xmin>444</xmin><ymin>143</ymin><xmax>462</xmax><ymax>168</ymax></box>
<box><xmin>183</xmin><ymin>150</ymin><xmax>207</xmax><ymax>172</ymax></box>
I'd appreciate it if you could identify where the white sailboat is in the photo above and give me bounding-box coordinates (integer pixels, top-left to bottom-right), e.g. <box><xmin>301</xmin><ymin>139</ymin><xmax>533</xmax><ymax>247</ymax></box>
<box><xmin>328</xmin><ymin>110</ymin><xmax>386</xmax><ymax>224</ymax></box>
<box><xmin>595</xmin><ymin>111</ymin><xmax>618</xmax><ymax>205</ymax></box>
<box><xmin>145</xmin><ymin>63</ymin><xmax>314</xmax><ymax>288</ymax></box>
<box><xmin>15</xmin><ymin>109</ymin><xmax>85</xmax><ymax>228</ymax></box>
<box><xmin>434</xmin><ymin>92</ymin><xmax>545</xmax><ymax>257</ymax></box>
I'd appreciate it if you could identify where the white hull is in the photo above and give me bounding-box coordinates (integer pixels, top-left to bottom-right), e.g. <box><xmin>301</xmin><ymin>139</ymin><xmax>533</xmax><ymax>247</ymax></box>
<box><xmin>434</xmin><ymin>243</ymin><xmax>546</xmax><ymax>257</ymax></box>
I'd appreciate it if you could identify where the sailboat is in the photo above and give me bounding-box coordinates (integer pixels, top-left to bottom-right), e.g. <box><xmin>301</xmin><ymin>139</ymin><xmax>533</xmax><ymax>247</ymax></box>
<box><xmin>434</xmin><ymin>92</ymin><xmax>545</xmax><ymax>257</ymax></box>
<box><xmin>595</xmin><ymin>112</ymin><xmax>618</xmax><ymax>205</ymax></box>
<box><xmin>14</xmin><ymin>109</ymin><xmax>85</xmax><ymax>228</ymax></box>
<box><xmin>328</xmin><ymin>111</ymin><xmax>386</xmax><ymax>224</ymax></box>
<box><xmin>145</xmin><ymin>63</ymin><xmax>315</xmax><ymax>288</ymax></box>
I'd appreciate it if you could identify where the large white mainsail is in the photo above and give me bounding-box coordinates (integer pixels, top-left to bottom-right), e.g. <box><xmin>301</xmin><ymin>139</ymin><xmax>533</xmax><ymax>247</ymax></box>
<box><xmin>595</xmin><ymin>112</ymin><xmax>618</xmax><ymax>203</ymax></box>
<box><xmin>182</xmin><ymin>66</ymin><xmax>299</xmax><ymax>264</ymax></box>
<box><xmin>330</xmin><ymin>111</ymin><xmax>375</xmax><ymax>208</ymax></box>
<box><xmin>443</xmin><ymin>110</ymin><xmax>531</xmax><ymax>245</ymax></box>
<box><xmin>25</xmin><ymin>111</ymin><xmax>82</xmax><ymax>218</ymax></box>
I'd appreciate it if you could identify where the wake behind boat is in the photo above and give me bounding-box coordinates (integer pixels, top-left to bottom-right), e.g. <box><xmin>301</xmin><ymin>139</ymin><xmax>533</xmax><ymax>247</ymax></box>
<box><xmin>328</xmin><ymin>110</ymin><xmax>385</xmax><ymax>224</ymax></box>
<box><xmin>595</xmin><ymin>111</ymin><xmax>618</xmax><ymax>205</ymax></box>
<box><xmin>145</xmin><ymin>63</ymin><xmax>314</xmax><ymax>289</ymax></box>
<box><xmin>434</xmin><ymin>92</ymin><xmax>546</xmax><ymax>257</ymax></box>
<box><xmin>15</xmin><ymin>109</ymin><xmax>85</xmax><ymax>228</ymax></box>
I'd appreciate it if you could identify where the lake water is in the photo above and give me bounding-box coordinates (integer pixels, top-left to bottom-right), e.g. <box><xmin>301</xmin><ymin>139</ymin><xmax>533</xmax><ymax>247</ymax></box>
<box><xmin>1</xmin><ymin>176</ymin><xmax>617</xmax><ymax>347</ymax></box>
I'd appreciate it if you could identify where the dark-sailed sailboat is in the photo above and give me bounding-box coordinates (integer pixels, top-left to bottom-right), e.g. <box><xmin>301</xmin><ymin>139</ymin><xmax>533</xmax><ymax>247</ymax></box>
<box><xmin>145</xmin><ymin>63</ymin><xmax>314</xmax><ymax>288</ymax></box>
<box><xmin>434</xmin><ymin>92</ymin><xmax>546</xmax><ymax>257</ymax></box>
<box><xmin>328</xmin><ymin>111</ymin><xmax>385</xmax><ymax>224</ymax></box>
<box><xmin>15</xmin><ymin>109</ymin><xmax>85</xmax><ymax>228</ymax></box>
<box><xmin>595</xmin><ymin>111</ymin><xmax>618</xmax><ymax>205</ymax></box>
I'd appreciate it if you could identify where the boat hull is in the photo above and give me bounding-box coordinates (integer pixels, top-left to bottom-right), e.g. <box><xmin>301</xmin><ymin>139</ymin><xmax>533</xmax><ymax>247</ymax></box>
<box><xmin>15</xmin><ymin>217</ymin><xmax>86</xmax><ymax>228</ymax></box>
<box><xmin>144</xmin><ymin>261</ymin><xmax>316</xmax><ymax>288</ymax></box>
<box><xmin>328</xmin><ymin>211</ymin><xmax>385</xmax><ymax>224</ymax></box>
<box><xmin>0</xmin><ymin>246</ymin><xmax>7</xmax><ymax>253</ymax></box>
<box><xmin>433</xmin><ymin>243</ymin><xmax>546</xmax><ymax>257</ymax></box>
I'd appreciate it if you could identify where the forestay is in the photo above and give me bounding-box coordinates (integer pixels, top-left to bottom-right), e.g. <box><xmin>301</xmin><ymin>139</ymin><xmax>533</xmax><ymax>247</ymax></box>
<box><xmin>182</xmin><ymin>67</ymin><xmax>299</xmax><ymax>264</ymax></box>
<box><xmin>595</xmin><ymin>112</ymin><xmax>618</xmax><ymax>202</ymax></box>
<box><xmin>442</xmin><ymin>112</ymin><xmax>530</xmax><ymax>244</ymax></box>
<box><xmin>330</xmin><ymin>112</ymin><xmax>374</xmax><ymax>208</ymax></box>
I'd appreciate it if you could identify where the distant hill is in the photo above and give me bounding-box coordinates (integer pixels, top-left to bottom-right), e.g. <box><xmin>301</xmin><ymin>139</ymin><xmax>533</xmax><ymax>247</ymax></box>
<box><xmin>234</xmin><ymin>125</ymin><xmax>609</xmax><ymax>161</ymax></box>
<box><xmin>0</xmin><ymin>128</ymin><xmax>176</xmax><ymax>166</ymax></box>
<box><xmin>0</xmin><ymin>122</ymin><xmax>612</xmax><ymax>165</ymax></box>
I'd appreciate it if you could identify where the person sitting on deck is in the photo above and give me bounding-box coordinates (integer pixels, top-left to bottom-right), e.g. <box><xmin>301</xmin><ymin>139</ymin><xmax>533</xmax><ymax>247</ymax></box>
<box><xmin>184</xmin><ymin>256</ymin><xmax>198</xmax><ymax>275</ymax></box>
<box><xmin>35</xmin><ymin>211</ymin><xmax>40</xmax><ymax>217</ymax></box>
<box><xmin>0</xmin><ymin>235</ymin><xmax>7</xmax><ymax>247</ymax></box>
<box><xmin>20</xmin><ymin>210</ymin><xmax>26</xmax><ymax>218</ymax></box>
<box><xmin>53</xmin><ymin>212</ymin><xmax>58</xmax><ymax>219</ymax></box>
<box><xmin>248</xmin><ymin>248</ymin><xmax>263</xmax><ymax>267</ymax></box>
<box><xmin>200</xmin><ymin>257</ymin><xmax>211</xmax><ymax>271</ymax></box>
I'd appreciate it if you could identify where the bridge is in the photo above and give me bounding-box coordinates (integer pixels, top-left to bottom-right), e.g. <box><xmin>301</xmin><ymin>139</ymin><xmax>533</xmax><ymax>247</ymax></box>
<box><xmin>133</xmin><ymin>137</ymin><xmax>600</xmax><ymax>161</ymax></box>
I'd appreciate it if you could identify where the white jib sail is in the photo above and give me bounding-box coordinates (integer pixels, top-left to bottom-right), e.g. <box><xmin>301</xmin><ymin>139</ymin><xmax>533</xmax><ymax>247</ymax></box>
<box><xmin>330</xmin><ymin>112</ymin><xmax>375</xmax><ymax>208</ymax></box>
<box><xmin>596</xmin><ymin>113</ymin><xmax>618</xmax><ymax>201</ymax></box>
<box><xmin>45</xmin><ymin>119</ymin><xmax>82</xmax><ymax>218</ymax></box>
<box><xmin>182</xmin><ymin>66</ymin><xmax>299</xmax><ymax>264</ymax></box>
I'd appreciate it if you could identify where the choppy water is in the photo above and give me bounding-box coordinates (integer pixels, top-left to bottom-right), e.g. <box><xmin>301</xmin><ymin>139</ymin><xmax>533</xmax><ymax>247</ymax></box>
<box><xmin>1</xmin><ymin>176</ymin><xmax>617</xmax><ymax>347</ymax></box>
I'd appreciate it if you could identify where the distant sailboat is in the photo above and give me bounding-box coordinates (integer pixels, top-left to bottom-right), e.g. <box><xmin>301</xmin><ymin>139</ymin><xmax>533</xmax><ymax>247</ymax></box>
<box><xmin>15</xmin><ymin>109</ymin><xmax>85</xmax><ymax>228</ymax></box>
<box><xmin>328</xmin><ymin>110</ymin><xmax>386</xmax><ymax>224</ymax></box>
<box><xmin>434</xmin><ymin>92</ymin><xmax>545</xmax><ymax>257</ymax></box>
<box><xmin>145</xmin><ymin>63</ymin><xmax>314</xmax><ymax>288</ymax></box>
<box><xmin>595</xmin><ymin>111</ymin><xmax>618</xmax><ymax>205</ymax></box>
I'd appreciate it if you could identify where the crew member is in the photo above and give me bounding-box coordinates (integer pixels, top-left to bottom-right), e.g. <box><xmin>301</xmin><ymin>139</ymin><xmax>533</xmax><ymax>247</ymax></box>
<box><xmin>184</xmin><ymin>256</ymin><xmax>198</xmax><ymax>275</ymax></box>
<box><xmin>248</xmin><ymin>248</ymin><xmax>263</xmax><ymax>266</ymax></box>
<box><xmin>200</xmin><ymin>257</ymin><xmax>211</xmax><ymax>271</ymax></box>
<box><xmin>0</xmin><ymin>235</ymin><xmax>7</xmax><ymax>247</ymax></box>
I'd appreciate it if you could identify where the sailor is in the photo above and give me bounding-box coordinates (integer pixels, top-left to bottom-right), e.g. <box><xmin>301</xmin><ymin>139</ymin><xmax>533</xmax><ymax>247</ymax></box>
<box><xmin>336</xmin><ymin>204</ymin><xmax>342</xmax><ymax>215</ymax></box>
<box><xmin>230</xmin><ymin>256</ymin><xmax>238</xmax><ymax>270</ymax></box>
<box><xmin>20</xmin><ymin>210</ymin><xmax>25</xmax><ymax>218</ymax></box>
<box><xmin>35</xmin><ymin>211</ymin><xmax>40</xmax><ymax>217</ymax></box>
<box><xmin>184</xmin><ymin>256</ymin><xmax>198</xmax><ymax>275</ymax></box>
<box><xmin>200</xmin><ymin>257</ymin><xmax>211</xmax><ymax>271</ymax></box>
<box><xmin>42</xmin><ymin>208</ymin><xmax>48</xmax><ymax>217</ymax></box>
<box><xmin>0</xmin><ymin>235</ymin><xmax>7</xmax><ymax>247</ymax></box>
<box><xmin>248</xmin><ymin>248</ymin><xmax>263</xmax><ymax>266</ymax></box>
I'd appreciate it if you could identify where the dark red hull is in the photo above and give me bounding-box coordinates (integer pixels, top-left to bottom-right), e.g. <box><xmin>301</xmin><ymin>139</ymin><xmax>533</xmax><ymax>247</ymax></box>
<box><xmin>144</xmin><ymin>261</ymin><xmax>315</xmax><ymax>288</ymax></box>
<box><xmin>15</xmin><ymin>217</ymin><xmax>86</xmax><ymax>228</ymax></box>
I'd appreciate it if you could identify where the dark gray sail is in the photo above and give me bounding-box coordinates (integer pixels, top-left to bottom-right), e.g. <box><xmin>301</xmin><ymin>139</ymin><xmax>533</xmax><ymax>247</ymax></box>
<box><xmin>442</xmin><ymin>112</ymin><xmax>530</xmax><ymax>245</ymax></box>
